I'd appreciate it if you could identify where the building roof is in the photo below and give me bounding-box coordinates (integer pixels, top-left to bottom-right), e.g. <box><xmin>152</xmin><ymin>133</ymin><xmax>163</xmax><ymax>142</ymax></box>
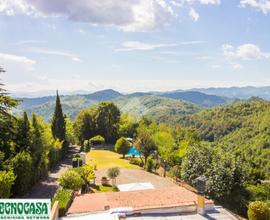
<box><xmin>67</xmin><ymin>186</ymin><xmax>213</xmax><ymax>215</ymax></box>
<box><xmin>117</xmin><ymin>182</ymin><xmax>155</xmax><ymax>192</ymax></box>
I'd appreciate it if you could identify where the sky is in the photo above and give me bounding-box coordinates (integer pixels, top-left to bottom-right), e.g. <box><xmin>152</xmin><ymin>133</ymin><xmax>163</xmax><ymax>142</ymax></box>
<box><xmin>0</xmin><ymin>0</ymin><xmax>270</xmax><ymax>97</ymax></box>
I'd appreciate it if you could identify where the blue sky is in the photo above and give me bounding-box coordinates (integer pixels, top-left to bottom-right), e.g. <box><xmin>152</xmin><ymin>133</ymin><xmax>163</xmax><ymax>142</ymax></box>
<box><xmin>0</xmin><ymin>0</ymin><xmax>270</xmax><ymax>96</ymax></box>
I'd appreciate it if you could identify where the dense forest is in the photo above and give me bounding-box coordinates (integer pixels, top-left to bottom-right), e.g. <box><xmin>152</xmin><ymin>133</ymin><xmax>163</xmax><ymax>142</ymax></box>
<box><xmin>1</xmin><ymin>67</ymin><xmax>269</xmax><ymax>218</ymax></box>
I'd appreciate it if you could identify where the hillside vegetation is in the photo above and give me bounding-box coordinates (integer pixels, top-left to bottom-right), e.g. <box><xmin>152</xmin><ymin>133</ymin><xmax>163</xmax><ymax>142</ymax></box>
<box><xmin>116</xmin><ymin>95</ymin><xmax>200</xmax><ymax>123</ymax></box>
<box><xmin>15</xmin><ymin>94</ymin><xmax>201</xmax><ymax>123</ymax></box>
<box><xmin>180</xmin><ymin>98</ymin><xmax>270</xmax><ymax>181</ymax></box>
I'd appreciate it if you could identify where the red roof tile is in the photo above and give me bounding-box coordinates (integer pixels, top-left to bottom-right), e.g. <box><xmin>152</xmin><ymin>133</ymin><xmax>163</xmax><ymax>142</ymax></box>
<box><xmin>67</xmin><ymin>186</ymin><xmax>213</xmax><ymax>215</ymax></box>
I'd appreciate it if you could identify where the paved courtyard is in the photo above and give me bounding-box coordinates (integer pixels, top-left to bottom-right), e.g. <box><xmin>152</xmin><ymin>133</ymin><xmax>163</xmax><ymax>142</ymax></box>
<box><xmin>94</xmin><ymin>168</ymin><xmax>176</xmax><ymax>189</ymax></box>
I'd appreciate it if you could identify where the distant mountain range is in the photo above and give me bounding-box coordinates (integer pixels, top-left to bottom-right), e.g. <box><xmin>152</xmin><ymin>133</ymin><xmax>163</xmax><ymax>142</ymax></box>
<box><xmin>14</xmin><ymin>86</ymin><xmax>270</xmax><ymax>122</ymax></box>
<box><xmin>191</xmin><ymin>86</ymin><xmax>270</xmax><ymax>100</ymax></box>
<box><xmin>13</xmin><ymin>89</ymin><xmax>226</xmax><ymax>122</ymax></box>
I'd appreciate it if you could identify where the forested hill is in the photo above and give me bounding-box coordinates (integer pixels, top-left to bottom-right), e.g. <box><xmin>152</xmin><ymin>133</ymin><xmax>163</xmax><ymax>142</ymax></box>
<box><xmin>116</xmin><ymin>95</ymin><xmax>200</xmax><ymax>123</ymax></box>
<box><xmin>180</xmin><ymin>98</ymin><xmax>270</xmax><ymax>180</ymax></box>
<box><xmin>161</xmin><ymin>91</ymin><xmax>226</xmax><ymax>107</ymax></box>
<box><xmin>14</xmin><ymin>94</ymin><xmax>201</xmax><ymax>123</ymax></box>
<box><xmin>14</xmin><ymin>89</ymin><xmax>226</xmax><ymax>122</ymax></box>
<box><xmin>180</xmin><ymin>98</ymin><xmax>270</xmax><ymax>141</ymax></box>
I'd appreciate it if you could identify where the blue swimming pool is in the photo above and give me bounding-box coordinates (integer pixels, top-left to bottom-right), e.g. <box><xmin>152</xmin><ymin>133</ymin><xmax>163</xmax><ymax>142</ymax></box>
<box><xmin>127</xmin><ymin>147</ymin><xmax>141</xmax><ymax>156</ymax></box>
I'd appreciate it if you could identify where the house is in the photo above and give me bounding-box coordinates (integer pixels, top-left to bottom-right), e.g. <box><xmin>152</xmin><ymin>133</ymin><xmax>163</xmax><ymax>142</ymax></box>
<box><xmin>59</xmin><ymin>186</ymin><xmax>240</xmax><ymax>220</ymax></box>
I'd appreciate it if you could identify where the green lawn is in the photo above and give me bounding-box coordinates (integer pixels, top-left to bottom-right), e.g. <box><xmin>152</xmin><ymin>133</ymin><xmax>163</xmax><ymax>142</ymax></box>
<box><xmin>90</xmin><ymin>184</ymin><xmax>118</xmax><ymax>193</ymax></box>
<box><xmin>87</xmin><ymin>149</ymin><xmax>139</xmax><ymax>169</ymax></box>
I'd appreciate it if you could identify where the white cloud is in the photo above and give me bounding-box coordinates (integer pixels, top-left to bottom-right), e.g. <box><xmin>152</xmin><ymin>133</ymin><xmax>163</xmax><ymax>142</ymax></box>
<box><xmin>199</xmin><ymin>0</ymin><xmax>220</xmax><ymax>5</ymax></box>
<box><xmin>0</xmin><ymin>0</ymin><xmax>35</xmax><ymax>16</ymax></box>
<box><xmin>189</xmin><ymin>8</ymin><xmax>200</xmax><ymax>21</ymax></box>
<box><xmin>0</xmin><ymin>0</ymin><xmax>221</xmax><ymax>32</ymax></box>
<box><xmin>222</xmin><ymin>43</ymin><xmax>269</xmax><ymax>60</ymax></box>
<box><xmin>115</xmin><ymin>41</ymin><xmax>179</xmax><ymax>52</ymax></box>
<box><xmin>31</xmin><ymin>48</ymin><xmax>81</xmax><ymax>62</ymax></box>
<box><xmin>0</xmin><ymin>53</ymin><xmax>36</xmax><ymax>70</ymax></box>
<box><xmin>233</xmin><ymin>63</ymin><xmax>243</xmax><ymax>69</ymax></box>
<box><xmin>212</xmin><ymin>64</ymin><xmax>221</xmax><ymax>69</ymax></box>
<box><xmin>0</xmin><ymin>0</ymin><xmax>175</xmax><ymax>32</ymax></box>
<box><xmin>240</xmin><ymin>0</ymin><xmax>270</xmax><ymax>14</ymax></box>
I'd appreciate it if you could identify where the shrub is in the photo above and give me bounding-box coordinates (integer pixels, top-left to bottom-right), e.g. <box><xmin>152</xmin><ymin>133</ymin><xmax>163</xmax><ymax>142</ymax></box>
<box><xmin>129</xmin><ymin>158</ymin><xmax>144</xmax><ymax>167</ymax></box>
<box><xmin>146</xmin><ymin>157</ymin><xmax>154</xmax><ymax>172</ymax></box>
<box><xmin>248</xmin><ymin>201</ymin><xmax>270</xmax><ymax>220</ymax></box>
<box><xmin>11</xmin><ymin>151</ymin><xmax>32</xmax><ymax>195</ymax></box>
<box><xmin>0</xmin><ymin>170</ymin><xmax>16</xmax><ymax>198</ymax></box>
<box><xmin>52</xmin><ymin>188</ymin><xmax>73</xmax><ymax>216</ymax></box>
<box><xmin>49</xmin><ymin>139</ymin><xmax>62</xmax><ymax>169</ymax></box>
<box><xmin>115</xmin><ymin>137</ymin><xmax>131</xmax><ymax>158</ymax></box>
<box><xmin>170</xmin><ymin>165</ymin><xmax>181</xmax><ymax>181</ymax></box>
<box><xmin>58</xmin><ymin>170</ymin><xmax>84</xmax><ymax>191</ymax></box>
<box><xmin>82</xmin><ymin>140</ymin><xmax>92</xmax><ymax>153</ymax></box>
<box><xmin>107</xmin><ymin>167</ymin><xmax>120</xmax><ymax>186</ymax></box>
<box><xmin>74</xmin><ymin>153</ymin><xmax>80</xmax><ymax>158</ymax></box>
<box><xmin>73</xmin><ymin>165</ymin><xmax>95</xmax><ymax>184</ymax></box>
<box><xmin>90</xmin><ymin>135</ymin><xmax>105</xmax><ymax>145</ymax></box>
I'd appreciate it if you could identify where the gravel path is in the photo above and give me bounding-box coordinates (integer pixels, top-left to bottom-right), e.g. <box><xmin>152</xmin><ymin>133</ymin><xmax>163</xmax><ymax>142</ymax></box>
<box><xmin>94</xmin><ymin>168</ymin><xmax>176</xmax><ymax>189</ymax></box>
<box><xmin>23</xmin><ymin>145</ymin><xmax>79</xmax><ymax>199</ymax></box>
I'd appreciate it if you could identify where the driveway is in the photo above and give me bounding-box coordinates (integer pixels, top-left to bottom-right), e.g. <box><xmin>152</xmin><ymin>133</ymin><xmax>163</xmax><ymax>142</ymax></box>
<box><xmin>23</xmin><ymin>145</ymin><xmax>79</xmax><ymax>199</ymax></box>
<box><xmin>94</xmin><ymin>168</ymin><xmax>176</xmax><ymax>189</ymax></box>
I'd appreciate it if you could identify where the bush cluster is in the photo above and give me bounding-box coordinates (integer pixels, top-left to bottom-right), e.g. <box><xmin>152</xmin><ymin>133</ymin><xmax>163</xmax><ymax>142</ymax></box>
<box><xmin>248</xmin><ymin>201</ymin><xmax>270</xmax><ymax>220</ymax></box>
<box><xmin>52</xmin><ymin>188</ymin><xmax>74</xmax><ymax>216</ymax></box>
<box><xmin>129</xmin><ymin>158</ymin><xmax>144</xmax><ymax>167</ymax></box>
<box><xmin>90</xmin><ymin>135</ymin><xmax>105</xmax><ymax>145</ymax></box>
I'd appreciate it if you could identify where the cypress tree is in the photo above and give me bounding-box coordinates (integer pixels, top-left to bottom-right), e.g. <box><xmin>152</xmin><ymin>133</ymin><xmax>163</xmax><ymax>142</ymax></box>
<box><xmin>30</xmin><ymin>114</ymin><xmax>43</xmax><ymax>183</ymax></box>
<box><xmin>15</xmin><ymin>112</ymin><xmax>31</xmax><ymax>152</ymax></box>
<box><xmin>51</xmin><ymin>91</ymin><xmax>66</xmax><ymax>141</ymax></box>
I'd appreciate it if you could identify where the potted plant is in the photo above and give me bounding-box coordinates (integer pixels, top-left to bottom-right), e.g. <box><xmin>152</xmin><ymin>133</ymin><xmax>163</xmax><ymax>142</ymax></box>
<box><xmin>101</xmin><ymin>176</ymin><xmax>109</xmax><ymax>186</ymax></box>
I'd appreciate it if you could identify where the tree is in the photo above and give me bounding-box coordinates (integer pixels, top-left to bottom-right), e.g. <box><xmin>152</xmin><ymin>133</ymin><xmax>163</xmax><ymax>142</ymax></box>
<box><xmin>30</xmin><ymin>114</ymin><xmax>44</xmax><ymax>183</ymax></box>
<box><xmin>0</xmin><ymin>170</ymin><xmax>16</xmax><ymax>198</ymax></box>
<box><xmin>0</xmin><ymin>67</ymin><xmax>18</xmax><ymax>117</ymax></box>
<box><xmin>115</xmin><ymin>137</ymin><xmax>131</xmax><ymax>158</ymax></box>
<box><xmin>51</xmin><ymin>91</ymin><xmax>66</xmax><ymax>142</ymax></box>
<box><xmin>0</xmin><ymin>67</ymin><xmax>18</xmax><ymax>159</ymax></box>
<box><xmin>181</xmin><ymin>143</ymin><xmax>213</xmax><ymax>186</ymax></box>
<box><xmin>107</xmin><ymin>167</ymin><xmax>120</xmax><ymax>186</ymax></box>
<box><xmin>119</xmin><ymin>114</ymin><xmax>138</xmax><ymax>138</ymax></box>
<box><xmin>11</xmin><ymin>151</ymin><xmax>32</xmax><ymax>195</ymax></box>
<box><xmin>74</xmin><ymin>109</ymin><xmax>96</xmax><ymax>145</ymax></box>
<box><xmin>248</xmin><ymin>201</ymin><xmax>270</xmax><ymax>220</ymax></box>
<box><xmin>205</xmin><ymin>154</ymin><xmax>248</xmax><ymax>213</ymax></box>
<box><xmin>95</xmin><ymin>102</ymin><xmax>120</xmax><ymax>143</ymax></box>
<box><xmin>58</xmin><ymin>169</ymin><xmax>84</xmax><ymax>191</ymax></box>
<box><xmin>135</xmin><ymin>129</ymin><xmax>157</xmax><ymax>166</ymax></box>
<box><xmin>65</xmin><ymin>117</ymin><xmax>75</xmax><ymax>144</ymax></box>
<box><xmin>82</xmin><ymin>140</ymin><xmax>91</xmax><ymax>152</ymax></box>
<box><xmin>15</xmin><ymin>112</ymin><xmax>31</xmax><ymax>152</ymax></box>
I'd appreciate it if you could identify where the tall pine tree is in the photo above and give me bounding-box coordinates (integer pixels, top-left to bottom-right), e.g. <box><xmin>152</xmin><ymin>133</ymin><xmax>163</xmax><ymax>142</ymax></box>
<box><xmin>51</xmin><ymin>91</ymin><xmax>68</xmax><ymax>155</ymax></box>
<box><xmin>51</xmin><ymin>91</ymin><xmax>66</xmax><ymax>141</ymax></box>
<box><xmin>15</xmin><ymin>112</ymin><xmax>31</xmax><ymax>152</ymax></box>
<box><xmin>0</xmin><ymin>67</ymin><xmax>18</xmax><ymax>159</ymax></box>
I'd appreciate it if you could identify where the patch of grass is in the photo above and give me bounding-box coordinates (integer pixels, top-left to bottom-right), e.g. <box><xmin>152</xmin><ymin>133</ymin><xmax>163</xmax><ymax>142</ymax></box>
<box><xmin>90</xmin><ymin>184</ymin><xmax>118</xmax><ymax>193</ymax></box>
<box><xmin>52</xmin><ymin>188</ymin><xmax>73</xmax><ymax>216</ymax></box>
<box><xmin>87</xmin><ymin>149</ymin><xmax>139</xmax><ymax>169</ymax></box>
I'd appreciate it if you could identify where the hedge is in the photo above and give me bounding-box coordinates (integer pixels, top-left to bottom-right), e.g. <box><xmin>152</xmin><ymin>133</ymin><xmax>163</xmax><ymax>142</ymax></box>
<box><xmin>90</xmin><ymin>135</ymin><xmax>105</xmax><ymax>145</ymax></box>
<box><xmin>52</xmin><ymin>188</ymin><xmax>74</xmax><ymax>216</ymax></box>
